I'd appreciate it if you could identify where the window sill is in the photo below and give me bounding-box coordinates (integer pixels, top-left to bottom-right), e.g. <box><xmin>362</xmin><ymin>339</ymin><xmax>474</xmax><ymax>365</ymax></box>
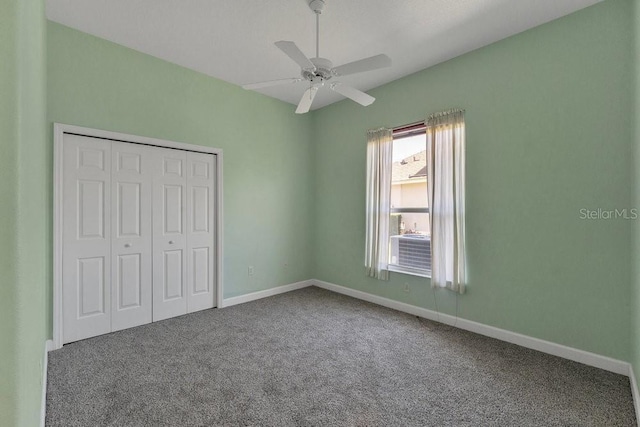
<box><xmin>388</xmin><ymin>265</ymin><xmax>431</xmax><ymax>279</ymax></box>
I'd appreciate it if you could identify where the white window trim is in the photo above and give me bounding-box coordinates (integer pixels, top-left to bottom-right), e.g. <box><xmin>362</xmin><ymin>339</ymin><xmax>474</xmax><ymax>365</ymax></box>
<box><xmin>388</xmin><ymin>264</ymin><xmax>431</xmax><ymax>278</ymax></box>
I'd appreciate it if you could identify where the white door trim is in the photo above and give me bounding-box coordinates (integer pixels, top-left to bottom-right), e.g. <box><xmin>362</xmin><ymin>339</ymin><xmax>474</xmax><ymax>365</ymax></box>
<box><xmin>53</xmin><ymin>123</ymin><xmax>224</xmax><ymax>350</ymax></box>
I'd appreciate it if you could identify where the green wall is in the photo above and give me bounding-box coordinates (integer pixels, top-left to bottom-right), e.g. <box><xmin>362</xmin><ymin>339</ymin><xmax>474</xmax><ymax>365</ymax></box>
<box><xmin>0</xmin><ymin>0</ymin><xmax>21</xmax><ymax>421</ymax></box>
<box><xmin>47</xmin><ymin>22</ymin><xmax>315</xmax><ymax>332</ymax></box>
<box><xmin>312</xmin><ymin>0</ymin><xmax>634</xmax><ymax>361</ymax></box>
<box><xmin>632</xmin><ymin>0</ymin><xmax>640</xmax><ymax>394</ymax></box>
<box><xmin>0</xmin><ymin>0</ymin><xmax>48</xmax><ymax>426</ymax></box>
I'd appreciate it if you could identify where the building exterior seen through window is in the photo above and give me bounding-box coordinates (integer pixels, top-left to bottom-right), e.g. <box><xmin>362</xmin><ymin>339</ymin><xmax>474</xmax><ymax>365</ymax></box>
<box><xmin>389</xmin><ymin>132</ymin><xmax>431</xmax><ymax>274</ymax></box>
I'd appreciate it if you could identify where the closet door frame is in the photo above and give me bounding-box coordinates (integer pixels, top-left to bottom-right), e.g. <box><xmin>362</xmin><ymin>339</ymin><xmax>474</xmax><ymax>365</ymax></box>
<box><xmin>53</xmin><ymin>123</ymin><xmax>224</xmax><ymax>350</ymax></box>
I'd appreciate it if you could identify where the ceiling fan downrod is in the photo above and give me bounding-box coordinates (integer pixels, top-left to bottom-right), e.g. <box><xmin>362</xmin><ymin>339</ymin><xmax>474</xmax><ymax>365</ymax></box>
<box><xmin>309</xmin><ymin>0</ymin><xmax>324</xmax><ymax>58</ymax></box>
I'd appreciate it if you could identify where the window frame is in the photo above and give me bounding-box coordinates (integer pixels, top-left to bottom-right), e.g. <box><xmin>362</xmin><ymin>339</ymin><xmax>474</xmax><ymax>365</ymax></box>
<box><xmin>388</xmin><ymin>123</ymin><xmax>431</xmax><ymax>278</ymax></box>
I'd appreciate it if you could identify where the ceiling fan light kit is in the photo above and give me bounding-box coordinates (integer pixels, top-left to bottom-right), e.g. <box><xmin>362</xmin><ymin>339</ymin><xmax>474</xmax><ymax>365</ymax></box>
<box><xmin>242</xmin><ymin>0</ymin><xmax>392</xmax><ymax>114</ymax></box>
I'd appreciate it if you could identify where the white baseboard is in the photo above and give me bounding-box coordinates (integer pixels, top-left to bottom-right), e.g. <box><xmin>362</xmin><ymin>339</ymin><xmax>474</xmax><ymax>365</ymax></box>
<box><xmin>630</xmin><ymin>364</ymin><xmax>640</xmax><ymax>423</ymax></box>
<box><xmin>312</xmin><ymin>279</ymin><xmax>630</xmax><ymax>376</ymax></box>
<box><xmin>40</xmin><ymin>340</ymin><xmax>53</xmax><ymax>427</ymax></box>
<box><xmin>221</xmin><ymin>280</ymin><xmax>314</xmax><ymax>308</ymax></box>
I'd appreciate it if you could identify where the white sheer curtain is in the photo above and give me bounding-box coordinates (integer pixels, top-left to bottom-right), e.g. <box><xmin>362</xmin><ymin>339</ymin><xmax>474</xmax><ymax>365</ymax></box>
<box><xmin>426</xmin><ymin>110</ymin><xmax>467</xmax><ymax>293</ymax></box>
<box><xmin>365</xmin><ymin>128</ymin><xmax>393</xmax><ymax>280</ymax></box>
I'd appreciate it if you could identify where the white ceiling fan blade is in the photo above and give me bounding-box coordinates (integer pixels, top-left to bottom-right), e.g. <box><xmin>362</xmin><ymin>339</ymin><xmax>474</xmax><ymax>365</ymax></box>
<box><xmin>242</xmin><ymin>78</ymin><xmax>302</xmax><ymax>90</ymax></box>
<box><xmin>275</xmin><ymin>41</ymin><xmax>315</xmax><ymax>70</ymax></box>
<box><xmin>295</xmin><ymin>86</ymin><xmax>319</xmax><ymax>114</ymax></box>
<box><xmin>332</xmin><ymin>54</ymin><xmax>391</xmax><ymax>77</ymax></box>
<box><xmin>330</xmin><ymin>83</ymin><xmax>375</xmax><ymax>106</ymax></box>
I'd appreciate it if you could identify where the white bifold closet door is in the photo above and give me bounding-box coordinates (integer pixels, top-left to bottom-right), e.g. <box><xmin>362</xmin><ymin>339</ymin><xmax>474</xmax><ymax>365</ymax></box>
<box><xmin>62</xmin><ymin>134</ymin><xmax>215</xmax><ymax>344</ymax></box>
<box><xmin>62</xmin><ymin>135</ymin><xmax>114</xmax><ymax>343</ymax></box>
<box><xmin>152</xmin><ymin>148</ymin><xmax>188</xmax><ymax>321</ymax></box>
<box><xmin>111</xmin><ymin>141</ymin><xmax>153</xmax><ymax>332</ymax></box>
<box><xmin>186</xmin><ymin>152</ymin><xmax>216</xmax><ymax>313</ymax></box>
<box><xmin>152</xmin><ymin>148</ymin><xmax>216</xmax><ymax>321</ymax></box>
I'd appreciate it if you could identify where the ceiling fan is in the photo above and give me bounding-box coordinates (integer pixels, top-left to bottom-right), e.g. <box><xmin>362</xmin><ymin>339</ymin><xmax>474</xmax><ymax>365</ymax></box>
<box><xmin>242</xmin><ymin>0</ymin><xmax>392</xmax><ymax>114</ymax></box>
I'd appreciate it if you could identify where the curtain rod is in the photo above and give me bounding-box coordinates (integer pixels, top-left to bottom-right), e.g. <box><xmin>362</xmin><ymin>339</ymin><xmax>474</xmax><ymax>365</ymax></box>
<box><xmin>393</xmin><ymin>121</ymin><xmax>425</xmax><ymax>137</ymax></box>
<box><xmin>427</xmin><ymin>108</ymin><xmax>465</xmax><ymax>121</ymax></box>
<box><xmin>392</xmin><ymin>122</ymin><xmax>426</xmax><ymax>138</ymax></box>
<box><xmin>391</xmin><ymin>108</ymin><xmax>465</xmax><ymax>136</ymax></box>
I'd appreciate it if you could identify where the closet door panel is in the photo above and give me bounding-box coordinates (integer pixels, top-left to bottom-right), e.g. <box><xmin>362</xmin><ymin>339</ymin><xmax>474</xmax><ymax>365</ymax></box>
<box><xmin>187</xmin><ymin>152</ymin><xmax>216</xmax><ymax>312</ymax></box>
<box><xmin>153</xmin><ymin>148</ymin><xmax>188</xmax><ymax>321</ymax></box>
<box><xmin>62</xmin><ymin>135</ymin><xmax>112</xmax><ymax>344</ymax></box>
<box><xmin>111</xmin><ymin>142</ymin><xmax>153</xmax><ymax>332</ymax></box>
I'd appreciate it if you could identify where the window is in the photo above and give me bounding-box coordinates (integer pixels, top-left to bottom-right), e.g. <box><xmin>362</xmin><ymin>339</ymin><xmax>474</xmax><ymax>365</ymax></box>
<box><xmin>365</xmin><ymin>111</ymin><xmax>466</xmax><ymax>291</ymax></box>
<box><xmin>388</xmin><ymin>125</ymin><xmax>430</xmax><ymax>276</ymax></box>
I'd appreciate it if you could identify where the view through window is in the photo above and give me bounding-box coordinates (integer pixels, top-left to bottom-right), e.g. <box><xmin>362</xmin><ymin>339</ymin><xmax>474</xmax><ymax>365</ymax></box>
<box><xmin>389</xmin><ymin>131</ymin><xmax>431</xmax><ymax>274</ymax></box>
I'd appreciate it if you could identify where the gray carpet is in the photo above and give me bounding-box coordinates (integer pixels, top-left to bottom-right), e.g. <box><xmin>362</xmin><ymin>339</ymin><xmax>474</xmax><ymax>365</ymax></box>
<box><xmin>46</xmin><ymin>287</ymin><xmax>636</xmax><ymax>426</ymax></box>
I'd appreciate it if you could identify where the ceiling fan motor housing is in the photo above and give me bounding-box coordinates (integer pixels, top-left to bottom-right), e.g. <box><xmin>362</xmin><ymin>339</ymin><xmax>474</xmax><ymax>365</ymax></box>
<box><xmin>302</xmin><ymin>57</ymin><xmax>333</xmax><ymax>83</ymax></box>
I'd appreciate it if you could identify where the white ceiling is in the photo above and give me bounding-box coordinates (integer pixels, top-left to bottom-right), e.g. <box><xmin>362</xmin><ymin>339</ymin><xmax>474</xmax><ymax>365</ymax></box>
<box><xmin>46</xmin><ymin>0</ymin><xmax>602</xmax><ymax>111</ymax></box>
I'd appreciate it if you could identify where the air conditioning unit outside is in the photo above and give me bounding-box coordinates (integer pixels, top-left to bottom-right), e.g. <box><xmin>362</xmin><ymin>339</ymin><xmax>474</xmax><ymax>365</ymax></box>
<box><xmin>390</xmin><ymin>234</ymin><xmax>431</xmax><ymax>271</ymax></box>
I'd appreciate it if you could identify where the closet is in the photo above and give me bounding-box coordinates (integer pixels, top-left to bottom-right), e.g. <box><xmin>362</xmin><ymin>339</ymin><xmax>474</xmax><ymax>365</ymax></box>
<box><xmin>60</xmin><ymin>133</ymin><xmax>217</xmax><ymax>344</ymax></box>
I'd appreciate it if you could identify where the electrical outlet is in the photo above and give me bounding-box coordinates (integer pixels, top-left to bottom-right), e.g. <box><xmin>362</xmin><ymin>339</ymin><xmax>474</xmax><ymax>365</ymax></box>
<box><xmin>248</xmin><ymin>266</ymin><xmax>254</xmax><ymax>276</ymax></box>
<box><xmin>284</xmin><ymin>263</ymin><xmax>288</xmax><ymax>270</ymax></box>
<box><xmin>403</xmin><ymin>283</ymin><xmax>410</xmax><ymax>293</ymax></box>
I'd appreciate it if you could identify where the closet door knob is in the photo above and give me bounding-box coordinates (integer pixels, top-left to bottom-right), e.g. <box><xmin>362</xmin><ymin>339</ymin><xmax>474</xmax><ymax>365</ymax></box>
<box><xmin>124</xmin><ymin>243</ymin><xmax>131</xmax><ymax>248</ymax></box>
<box><xmin>169</xmin><ymin>240</ymin><xmax>174</xmax><ymax>244</ymax></box>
